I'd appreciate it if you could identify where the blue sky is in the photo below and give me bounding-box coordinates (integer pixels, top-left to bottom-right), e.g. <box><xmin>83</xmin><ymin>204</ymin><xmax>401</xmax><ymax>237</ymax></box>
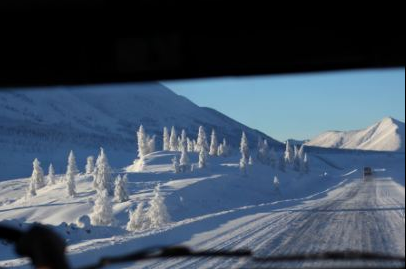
<box><xmin>162</xmin><ymin>68</ymin><xmax>405</xmax><ymax>142</ymax></box>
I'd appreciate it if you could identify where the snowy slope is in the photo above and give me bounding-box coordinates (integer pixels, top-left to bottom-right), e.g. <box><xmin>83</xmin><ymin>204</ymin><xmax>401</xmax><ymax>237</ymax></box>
<box><xmin>0</xmin><ymin>83</ymin><xmax>281</xmax><ymax>180</ymax></box>
<box><xmin>305</xmin><ymin>117</ymin><xmax>405</xmax><ymax>152</ymax></box>
<box><xmin>0</xmin><ymin>150</ymin><xmax>404</xmax><ymax>268</ymax></box>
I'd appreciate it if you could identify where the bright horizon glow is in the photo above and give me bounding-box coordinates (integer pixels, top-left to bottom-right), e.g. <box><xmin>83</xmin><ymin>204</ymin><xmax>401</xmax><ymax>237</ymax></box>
<box><xmin>162</xmin><ymin>68</ymin><xmax>405</xmax><ymax>142</ymax></box>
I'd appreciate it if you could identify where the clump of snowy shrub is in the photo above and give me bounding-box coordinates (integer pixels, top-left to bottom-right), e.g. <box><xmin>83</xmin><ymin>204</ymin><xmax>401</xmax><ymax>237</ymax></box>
<box><xmin>146</xmin><ymin>184</ymin><xmax>170</xmax><ymax>228</ymax></box>
<box><xmin>126</xmin><ymin>201</ymin><xmax>147</xmax><ymax>231</ymax></box>
<box><xmin>85</xmin><ymin>156</ymin><xmax>95</xmax><ymax>174</ymax></box>
<box><xmin>90</xmin><ymin>189</ymin><xmax>113</xmax><ymax>226</ymax></box>
<box><xmin>114</xmin><ymin>174</ymin><xmax>129</xmax><ymax>202</ymax></box>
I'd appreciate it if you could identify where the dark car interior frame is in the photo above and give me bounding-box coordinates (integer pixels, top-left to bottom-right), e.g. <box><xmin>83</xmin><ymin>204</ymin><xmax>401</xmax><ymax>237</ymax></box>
<box><xmin>0</xmin><ymin>1</ymin><xmax>405</xmax><ymax>269</ymax></box>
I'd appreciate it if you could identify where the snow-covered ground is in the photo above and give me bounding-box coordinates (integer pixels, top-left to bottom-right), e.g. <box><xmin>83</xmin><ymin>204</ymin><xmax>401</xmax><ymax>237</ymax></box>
<box><xmin>0</xmin><ymin>149</ymin><xmax>404</xmax><ymax>268</ymax></box>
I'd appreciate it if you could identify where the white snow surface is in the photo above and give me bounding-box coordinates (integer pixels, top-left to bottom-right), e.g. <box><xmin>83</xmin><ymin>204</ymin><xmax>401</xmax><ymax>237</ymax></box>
<box><xmin>0</xmin><ymin>150</ymin><xmax>404</xmax><ymax>268</ymax></box>
<box><xmin>306</xmin><ymin>117</ymin><xmax>405</xmax><ymax>152</ymax></box>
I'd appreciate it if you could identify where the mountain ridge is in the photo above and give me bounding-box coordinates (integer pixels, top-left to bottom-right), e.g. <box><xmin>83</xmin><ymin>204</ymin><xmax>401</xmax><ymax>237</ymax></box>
<box><xmin>305</xmin><ymin>117</ymin><xmax>405</xmax><ymax>152</ymax></box>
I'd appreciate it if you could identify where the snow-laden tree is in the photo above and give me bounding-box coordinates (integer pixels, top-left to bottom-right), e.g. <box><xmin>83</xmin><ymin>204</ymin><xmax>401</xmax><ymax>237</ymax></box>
<box><xmin>278</xmin><ymin>154</ymin><xmax>286</xmax><ymax>172</ymax></box>
<box><xmin>301</xmin><ymin>153</ymin><xmax>309</xmax><ymax>174</ymax></box>
<box><xmin>147</xmin><ymin>135</ymin><xmax>156</xmax><ymax>153</ymax></box>
<box><xmin>257</xmin><ymin>139</ymin><xmax>270</xmax><ymax>164</ymax></box>
<box><xmin>163</xmin><ymin>127</ymin><xmax>170</xmax><ymax>151</ymax></box>
<box><xmin>180</xmin><ymin>129</ymin><xmax>187</xmax><ymax>151</ymax></box>
<box><xmin>85</xmin><ymin>156</ymin><xmax>95</xmax><ymax>174</ymax></box>
<box><xmin>239</xmin><ymin>155</ymin><xmax>248</xmax><ymax>176</ymax></box>
<box><xmin>94</xmin><ymin>148</ymin><xmax>113</xmax><ymax>195</ymax></box>
<box><xmin>198</xmin><ymin>146</ymin><xmax>208</xmax><ymax>169</ymax></box>
<box><xmin>169</xmin><ymin>126</ymin><xmax>178</xmax><ymax>151</ymax></box>
<box><xmin>284</xmin><ymin>141</ymin><xmax>294</xmax><ymax>164</ymax></box>
<box><xmin>269</xmin><ymin>148</ymin><xmax>277</xmax><ymax>168</ymax></box>
<box><xmin>222</xmin><ymin>138</ymin><xmax>230</xmax><ymax>156</ymax></box>
<box><xmin>240</xmin><ymin>132</ymin><xmax>249</xmax><ymax>161</ymax></box>
<box><xmin>209</xmin><ymin>129</ymin><xmax>218</xmax><ymax>156</ymax></box>
<box><xmin>137</xmin><ymin>125</ymin><xmax>149</xmax><ymax>159</ymax></box>
<box><xmin>27</xmin><ymin>177</ymin><xmax>37</xmax><ymax>196</ymax></box>
<box><xmin>293</xmin><ymin>145</ymin><xmax>299</xmax><ymax>160</ymax></box>
<box><xmin>196</xmin><ymin>126</ymin><xmax>209</xmax><ymax>152</ymax></box>
<box><xmin>114</xmin><ymin>174</ymin><xmax>129</xmax><ymax>202</ymax></box>
<box><xmin>31</xmin><ymin>158</ymin><xmax>45</xmax><ymax>189</ymax></box>
<box><xmin>293</xmin><ymin>150</ymin><xmax>301</xmax><ymax>172</ymax></box>
<box><xmin>47</xmin><ymin>163</ymin><xmax>55</xmax><ymax>185</ymax></box>
<box><xmin>146</xmin><ymin>184</ymin><xmax>170</xmax><ymax>228</ymax></box>
<box><xmin>90</xmin><ymin>189</ymin><xmax>113</xmax><ymax>226</ymax></box>
<box><xmin>248</xmin><ymin>155</ymin><xmax>253</xmax><ymax>165</ymax></box>
<box><xmin>179</xmin><ymin>146</ymin><xmax>190</xmax><ymax>172</ymax></box>
<box><xmin>172</xmin><ymin>155</ymin><xmax>180</xmax><ymax>173</ymax></box>
<box><xmin>298</xmin><ymin>144</ymin><xmax>305</xmax><ymax>160</ymax></box>
<box><xmin>192</xmin><ymin>139</ymin><xmax>198</xmax><ymax>152</ymax></box>
<box><xmin>217</xmin><ymin>143</ymin><xmax>224</xmax><ymax>156</ymax></box>
<box><xmin>273</xmin><ymin>176</ymin><xmax>280</xmax><ymax>193</ymax></box>
<box><xmin>187</xmin><ymin>137</ymin><xmax>194</xmax><ymax>152</ymax></box>
<box><xmin>66</xmin><ymin>151</ymin><xmax>78</xmax><ymax>197</ymax></box>
<box><xmin>126</xmin><ymin>202</ymin><xmax>147</xmax><ymax>231</ymax></box>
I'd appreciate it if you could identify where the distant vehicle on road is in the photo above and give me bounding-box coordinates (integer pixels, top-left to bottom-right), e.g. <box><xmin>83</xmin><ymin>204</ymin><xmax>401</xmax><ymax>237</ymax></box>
<box><xmin>363</xmin><ymin>167</ymin><xmax>373</xmax><ymax>181</ymax></box>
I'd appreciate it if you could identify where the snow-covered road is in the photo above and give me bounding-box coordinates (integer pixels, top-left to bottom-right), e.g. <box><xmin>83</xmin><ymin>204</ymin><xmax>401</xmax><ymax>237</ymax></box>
<box><xmin>134</xmin><ymin>177</ymin><xmax>405</xmax><ymax>268</ymax></box>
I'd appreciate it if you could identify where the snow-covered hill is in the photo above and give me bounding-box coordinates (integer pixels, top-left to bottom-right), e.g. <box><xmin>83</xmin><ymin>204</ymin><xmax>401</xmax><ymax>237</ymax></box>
<box><xmin>0</xmin><ymin>149</ymin><xmax>404</xmax><ymax>268</ymax></box>
<box><xmin>305</xmin><ymin>117</ymin><xmax>405</xmax><ymax>152</ymax></box>
<box><xmin>0</xmin><ymin>83</ymin><xmax>281</xmax><ymax>180</ymax></box>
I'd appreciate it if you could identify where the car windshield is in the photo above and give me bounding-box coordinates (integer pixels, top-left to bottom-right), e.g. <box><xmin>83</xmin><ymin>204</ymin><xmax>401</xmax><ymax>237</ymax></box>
<box><xmin>0</xmin><ymin>68</ymin><xmax>405</xmax><ymax>269</ymax></box>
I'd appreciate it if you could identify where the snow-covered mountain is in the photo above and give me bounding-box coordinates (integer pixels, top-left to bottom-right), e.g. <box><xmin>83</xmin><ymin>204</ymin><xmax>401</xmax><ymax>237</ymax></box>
<box><xmin>305</xmin><ymin>117</ymin><xmax>405</xmax><ymax>152</ymax></box>
<box><xmin>0</xmin><ymin>83</ymin><xmax>281</xmax><ymax>179</ymax></box>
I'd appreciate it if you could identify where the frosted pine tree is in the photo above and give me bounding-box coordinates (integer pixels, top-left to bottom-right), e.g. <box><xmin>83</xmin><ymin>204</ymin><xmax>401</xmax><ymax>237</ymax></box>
<box><xmin>179</xmin><ymin>146</ymin><xmax>190</xmax><ymax>172</ymax></box>
<box><xmin>180</xmin><ymin>129</ymin><xmax>187</xmax><ymax>151</ymax></box>
<box><xmin>31</xmin><ymin>158</ymin><xmax>45</xmax><ymax>189</ymax></box>
<box><xmin>196</xmin><ymin>126</ymin><xmax>209</xmax><ymax>152</ymax></box>
<box><xmin>146</xmin><ymin>184</ymin><xmax>170</xmax><ymax>228</ymax></box>
<box><xmin>163</xmin><ymin>127</ymin><xmax>170</xmax><ymax>151</ymax></box>
<box><xmin>240</xmin><ymin>132</ymin><xmax>249</xmax><ymax>161</ymax></box>
<box><xmin>298</xmin><ymin>144</ymin><xmax>305</xmax><ymax>160</ymax></box>
<box><xmin>94</xmin><ymin>148</ymin><xmax>113</xmax><ymax>195</ymax></box>
<box><xmin>192</xmin><ymin>139</ymin><xmax>198</xmax><ymax>152</ymax></box>
<box><xmin>222</xmin><ymin>138</ymin><xmax>230</xmax><ymax>156</ymax></box>
<box><xmin>293</xmin><ymin>148</ymin><xmax>301</xmax><ymax>172</ymax></box>
<box><xmin>169</xmin><ymin>126</ymin><xmax>178</xmax><ymax>151</ymax></box>
<box><xmin>126</xmin><ymin>202</ymin><xmax>147</xmax><ymax>231</ymax></box>
<box><xmin>172</xmin><ymin>155</ymin><xmax>180</xmax><ymax>173</ymax></box>
<box><xmin>269</xmin><ymin>148</ymin><xmax>277</xmax><ymax>168</ymax></box>
<box><xmin>85</xmin><ymin>156</ymin><xmax>95</xmax><ymax>174</ymax></box>
<box><xmin>209</xmin><ymin>129</ymin><xmax>218</xmax><ymax>156</ymax></box>
<box><xmin>257</xmin><ymin>139</ymin><xmax>270</xmax><ymax>164</ymax></box>
<box><xmin>239</xmin><ymin>155</ymin><xmax>247</xmax><ymax>176</ymax></box>
<box><xmin>278</xmin><ymin>154</ymin><xmax>286</xmax><ymax>172</ymax></box>
<box><xmin>27</xmin><ymin>177</ymin><xmax>37</xmax><ymax>196</ymax></box>
<box><xmin>66</xmin><ymin>151</ymin><xmax>78</xmax><ymax>197</ymax></box>
<box><xmin>147</xmin><ymin>135</ymin><xmax>156</xmax><ymax>153</ymax></box>
<box><xmin>248</xmin><ymin>155</ymin><xmax>253</xmax><ymax>165</ymax></box>
<box><xmin>187</xmin><ymin>137</ymin><xmax>194</xmax><ymax>152</ymax></box>
<box><xmin>301</xmin><ymin>153</ymin><xmax>309</xmax><ymax>174</ymax></box>
<box><xmin>198</xmin><ymin>147</ymin><xmax>208</xmax><ymax>169</ymax></box>
<box><xmin>114</xmin><ymin>174</ymin><xmax>129</xmax><ymax>202</ymax></box>
<box><xmin>90</xmin><ymin>189</ymin><xmax>113</xmax><ymax>226</ymax></box>
<box><xmin>47</xmin><ymin>163</ymin><xmax>55</xmax><ymax>186</ymax></box>
<box><xmin>284</xmin><ymin>141</ymin><xmax>294</xmax><ymax>164</ymax></box>
<box><xmin>273</xmin><ymin>176</ymin><xmax>280</xmax><ymax>194</ymax></box>
<box><xmin>137</xmin><ymin>125</ymin><xmax>148</xmax><ymax>159</ymax></box>
<box><xmin>217</xmin><ymin>143</ymin><xmax>224</xmax><ymax>156</ymax></box>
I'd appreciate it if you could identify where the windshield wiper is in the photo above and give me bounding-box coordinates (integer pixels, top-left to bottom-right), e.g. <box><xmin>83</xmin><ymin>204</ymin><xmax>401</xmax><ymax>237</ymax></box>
<box><xmin>1</xmin><ymin>224</ymin><xmax>405</xmax><ymax>269</ymax></box>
